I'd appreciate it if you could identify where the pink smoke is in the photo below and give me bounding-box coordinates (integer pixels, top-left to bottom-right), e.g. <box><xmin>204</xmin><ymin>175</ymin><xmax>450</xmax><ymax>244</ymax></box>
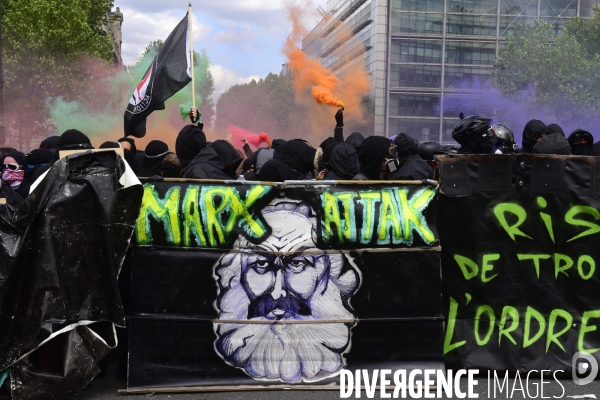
<box><xmin>228</xmin><ymin>125</ymin><xmax>271</xmax><ymax>150</ymax></box>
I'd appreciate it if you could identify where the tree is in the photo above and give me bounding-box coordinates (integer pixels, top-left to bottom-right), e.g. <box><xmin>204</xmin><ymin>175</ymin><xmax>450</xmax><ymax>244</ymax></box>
<box><xmin>197</xmin><ymin>70</ymin><xmax>215</xmax><ymax>126</ymax></box>
<box><xmin>492</xmin><ymin>18</ymin><xmax>600</xmax><ymax>127</ymax></box>
<box><xmin>2</xmin><ymin>0</ymin><xmax>114</xmax><ymax>149</ymax></box>
<box><xmin>215</xmin><ymin>73</ymin><xmax>308</xmax><ymax>139</ymax></box>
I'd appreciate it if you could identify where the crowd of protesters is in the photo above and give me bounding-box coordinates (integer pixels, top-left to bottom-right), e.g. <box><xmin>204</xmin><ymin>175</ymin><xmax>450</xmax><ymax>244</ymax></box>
<box><xmin>0</xmin><ymin>109</ymin><xmax>597</xmax><ymax>209</ymax></box>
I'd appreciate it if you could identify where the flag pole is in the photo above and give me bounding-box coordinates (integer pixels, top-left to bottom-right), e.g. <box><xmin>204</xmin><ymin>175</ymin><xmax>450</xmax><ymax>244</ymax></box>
<box><xmin>188</xmin><ymin>3</ymin><xmax>196</xmax><ymax>110</ymax></box>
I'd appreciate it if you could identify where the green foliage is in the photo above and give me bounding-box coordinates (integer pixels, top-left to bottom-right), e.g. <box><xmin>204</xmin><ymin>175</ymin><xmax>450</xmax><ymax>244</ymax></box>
<box><xmin>215</xmin><ymin>73</ymin><xmax>307</xmax><ymax>138</ymax></box>
<box><xmin>2</xmin><ymin>0</ymin><xmax>115</xmax><ymax>145</ymax></box>
<box><xmin>493</xmin><ymin>12</ymin><xmax>600</xmax><ymax>125</ymax></box>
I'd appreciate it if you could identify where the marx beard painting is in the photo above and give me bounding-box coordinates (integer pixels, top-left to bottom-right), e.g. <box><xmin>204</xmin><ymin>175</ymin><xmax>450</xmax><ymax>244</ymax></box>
<box><xmin>212</xmin><ymin>201</ymin><xmax>362</xmax><ymax>383</ymax></box>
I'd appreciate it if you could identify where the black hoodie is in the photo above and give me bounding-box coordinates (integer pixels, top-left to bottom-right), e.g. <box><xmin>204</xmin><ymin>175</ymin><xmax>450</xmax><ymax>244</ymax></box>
<box><xmin>388</xmin><ymin>133</ymin><xmax>434</xmax><ymax>180</ymax></box>
<box><xmin>183</xmin><ymin>140</ymin><xmax>242</xmax><ymax>180</ymax></box>
<box><xmin>533</xmin><ymin>133</ymin><xmax>571</xmax><ymax>155</ymax></box>
<box><xmin>345</xmin><ymin>132</ymin><xmax>365</xmax><ymax>150</ymax></box>
<box><xmin>568</xmin><ymin>129</ymin><xmax>594</xmax><ymax>156</ymax></box>
<box><xmin>279</xmin><ymin>139</ymin><xmax>317</xmax><ymax>177</ymax></box>
<box><xmin>139</xmin><ymin>140</ymin><xmax>170</xmax><ymax>177</ymax></box>
<box><xmin>325</xmin><ymin>143</ymin><xmax>360</xmax><ymax>180</ymax></box>
<box><xmin>354</xmin><ymin>136</ymin><xmax>390</xmax><ymax>180</ymax></box>
<box><xmin>522</xmin><ymin>120</ymin><xmax>548</xmax><ymax>153</ymax></box>
<box><xmin>176</xmin><ymin>125</ymin><xmax>207</xmax><ymax>169</ymax></box>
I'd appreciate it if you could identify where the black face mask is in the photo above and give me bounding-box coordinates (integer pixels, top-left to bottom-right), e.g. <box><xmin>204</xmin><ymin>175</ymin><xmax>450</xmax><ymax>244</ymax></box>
<box><xmin>572</xmin><ymin>143</ymin><xmax>593</xmax><ymax>156</ymax></box>
<box><xmin>123</xmin><ymin>149</ymin><xmax>137</xmax><ymax>166</ymax></box>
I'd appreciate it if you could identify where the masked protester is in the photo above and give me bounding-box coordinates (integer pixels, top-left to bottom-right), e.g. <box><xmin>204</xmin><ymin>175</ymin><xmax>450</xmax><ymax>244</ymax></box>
<box><xmin>325</xmin><ymin>143</ymin><xmax>360</xmax><ymax>180</ymax></box>
<box><xmin>17</xmin><ymin>149</ymin><xmax>56</xmax><ymax>198</ymax></box>
<box><xmin>521</xmin><ymin>120</ymin><xmax>548</xmax><ymax>153</ymax></box>
<box><xmin>451</xmin><ymin>115</ymin><xmax>496</xmax><ymax>154</ymax></box>
<box><xmin>117</xmin><ymin>137</ymin><xmax>140</xmax><ymax>174</ymax></box>
<box><xmin>2</xmin><ymin>152</ymin><xmax>26</xmax><ymax>190</ymax></box>
<box><xmin>547</xmin><ymin>123</ymin><xmax>565</xmax><ymax>136</ymax></box>
<box><xmin>568</xmin><ymin>129</ymin><xmax>594</xmax><ymax>156</ymax></box>
<box><xmin>388</xmin><ymin>133</ymin><xmax>434</xmax><ymax>180</ymax></box>
<box><xmin>139</xmin><ymin>140</ymin><xmax>171</xmax><ymax>178</ymax></box>
<box><xmin>354</xmin><ymin>136</ymin><xmax>392</xmax><ymax>180</ymax></box>
<box><xmin>258</xmin><ymin>159</ymin><xmax>301</xmax><ymax>182</ymax></box>
<box><xmin>160</xmin><ymin>154</ymin><xmax>182</xmax><ymax>178</ymax></box>
<box><xmin>533</xmin><ymin>134</ymin><xmax>572</xmax><ymax>155</ymax></box>
<box><xmin>175</xmin><ymin>124</ymin><xmax>207</xmax><ymax>169</ymax></box>
<box><xmin>183</xmin><ymin>140</ymin><xmax>242</xmax><ymax>180</ymax></box>
<box><xmin>279</xmin><ymin>139</ymin><xmax>318</xmax><ymax>179</ymax></box>
<box><xmin>345</xmin><ymin>132</ymin><xmax>365</xmax><ymax>150</ymax></box>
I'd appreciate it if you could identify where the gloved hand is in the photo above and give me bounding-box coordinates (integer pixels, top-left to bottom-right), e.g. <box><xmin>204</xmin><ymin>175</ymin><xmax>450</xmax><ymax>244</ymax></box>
<box><xmin>189</xmin><ymin>107</ymin><xmax>202</xmax><ymax>124</ymax></box>
<box><xmin>335</xmin><ymin>109</ymin><xmax>344</xmax><ymax>127</ymax></box>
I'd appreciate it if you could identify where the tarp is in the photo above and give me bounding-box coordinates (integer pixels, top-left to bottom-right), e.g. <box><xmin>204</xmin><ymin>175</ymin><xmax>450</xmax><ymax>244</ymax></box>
<box><xmin>128</xmin><ymin>180</ymin><xmax>443</xmax><ymax>389</ymax></box>
<box><xmin>438</xmin><ymin>154</ymin><xmax>600</xmax><ymax>372</ymax></box>
<box><xmin>0</xmin><ymin>151</ymin><xmax>142</xmax><ymax>399</ymax></box>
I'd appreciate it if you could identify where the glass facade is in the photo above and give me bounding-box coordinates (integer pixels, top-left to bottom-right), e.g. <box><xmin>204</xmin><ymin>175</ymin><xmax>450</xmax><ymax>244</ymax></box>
<box><xmin>303</xmin><ymin>0</ymin><xmax>600</xmax><ymax>143</ymax></box>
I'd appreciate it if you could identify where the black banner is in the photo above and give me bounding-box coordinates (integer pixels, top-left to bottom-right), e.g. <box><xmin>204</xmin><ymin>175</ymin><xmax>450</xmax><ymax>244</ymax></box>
<box><xmin>128</xmin><ymin>180</ymin><xmax>443</xmax><ymax>389</ymax></box>
<box><xmin>438</xmin><ymin>154</ymin><xmax>600</xmax><ymax>372</ymax></box>
<box><xmin>0</xmin><ymin>152</ymin><xmax>142</xmax><ymax>399</ymax></box>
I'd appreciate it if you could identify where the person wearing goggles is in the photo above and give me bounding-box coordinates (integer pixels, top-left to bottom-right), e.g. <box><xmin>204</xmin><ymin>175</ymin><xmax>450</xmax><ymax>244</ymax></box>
<box><xmin>2</xmin><ymin>151</ymin><xmax>26</xmax><ymax>189</ymax></box>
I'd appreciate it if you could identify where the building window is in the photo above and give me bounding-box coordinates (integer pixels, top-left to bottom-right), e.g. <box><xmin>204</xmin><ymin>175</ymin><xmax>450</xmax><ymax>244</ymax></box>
<box><xmin>447</xmin><ymin>0</ymin><xmax>499</xmax><ymax>14</ymax></box>
<box><xmin>392</xmin><ymin>0</ymin><xmax>444</xmax><ymax>12</ymax></box>
<box><xmin>580</xmin><ymin>0</ymin><xmax>600</xmax><ymax>17</ymax></box>
<box><xmin>392</xmin><ymin>39</ymin><xmax>443</xmax><ymax>63</ymax></box>
<box><xmin>391</xmin><ymin>64</ymin><xmax>442</xmax><ymax>88</ymax></box>
<box><xmin>389</xmin><ymin>94</ymin><xmax>441</xmax><ymax>117</ymax></box>
<box><xmin>389</xmin><ymin>118</ymin><xmax>441</xmax><ymax>142</ymax></box>
<box><xmin>445</xmin><ymin>41</ymin><xmax>497</xmax><ymax>65</ymax></box>
<box><xmin>540</xmin><ymin>0</ymin><xmax>576</xmax><ymax>17</ymax></box>
<box><xmin>446</xmin><ymin>14</ymin><xmax>498</xmax><ymax>36</ymax></box>
<box><xmin>499</xmin><ymin>15</ymin><xmax>538</xmax><ymax>36</ymax></box>
<box><xmin>392</xmin><ymin>11</ymin><xmax>444</xmax><ymax>35</ymax></box>
<box><xmin>445</xmin><ymin>66</ymin><xmax>494</xmax><ymax>88</ymax></box>
<box><xmin>500</xmin><ymin>0</ymin><xmax>539</xmax><ymax>16</ymax></box>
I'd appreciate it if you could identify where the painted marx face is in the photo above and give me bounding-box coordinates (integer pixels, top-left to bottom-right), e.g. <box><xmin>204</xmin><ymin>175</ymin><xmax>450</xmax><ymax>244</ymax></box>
<box><xmin>213</xmin><ymin>202</ymin><xmax>361</xmax><ymax>384</ymax></box>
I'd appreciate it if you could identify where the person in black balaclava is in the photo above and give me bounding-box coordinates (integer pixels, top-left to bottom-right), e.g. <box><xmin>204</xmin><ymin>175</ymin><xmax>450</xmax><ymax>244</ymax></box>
<box><xmin>139</xmin><ymin>140</ymin><xmax>171</xmax><ymax>177</ymax></box>
<box><xmin>315</xmin><ymin>137</ymin><xmax>338</xmax><ymax>174</ymax></box>
<box><xmin>325</xmin><ymin>143</ymin><xmax>360</xmax><ymax>180</ymax></box>
<box><xmin>547</xmin><ymin>123</ymin><xmax>565</xmax><ymax>136</ymax></box>
<box><xmin>17</xmin><ymin>149</ymin><xmax>56</xmax><ymax>198</ymax></box>
<box><xmin>533</xmin><ymin>134</ymin><xmax>571</xmax><ymax>155</ymax></box>
<box><xmin>568</xmin><ymin>129</ymin><xmax>594</xmax><ymax>156</ymax></box>
<box><xmin>279</xmin><ymin>139</ymin><xmax>317</xmax><ymax>179</ymax></box>
<box><xmin>258</xmin><ymin>159</ymin><xmax>300</xmax><ymax>182</ymax></box>
<box><xmin>99</xmin><ymin>141</ymin><xmax>120</xmax><ymax>149</ymax></box>
<box><xmin>521</xmin><ymin>119</ymin><xmax>548</xmax><ymax>153</ymax></box>
<box><xmin>321</xmin><ymin>142</ymin><xmax>341</xmax><ymax>174</ymax></box>
<box><xmin>39</xmin><ymin>136</ymin><xmax>60</xmax><ymax>153</ymax></box>
<box><xmin>388</xmin><ymin>133</ymin><xmax>434</xmax><ymax>180</ymax></box>
<box><xmin>176</xmin><ymin>124</ymin><xmax>207</xmax><ymax>169</ymax></box>
<box><xmin>452</xmin><ymin>115</ymin><xmax>497</xmax><ymax>154</ymax></box>
<box><xmin>271</xmin><ymin>139</ymin><xmax>287</xmax><ymax>155</ymax></box>
<box><xmin>354</xmin><ymin>136</ymin><xmax>392</xmax><ymax>180</ymax></box>
<box><xmin>183</xmin><ymin>140</ymin><xmax>242</xmax><ymax>180</ymax></box>
<box><xmin>117</xmin><ymin>137</ymin><xmax>140</xmax><ymax>174</ymax></box>
<box><xmin>345</xmin><ymin>132</ymin><xmax>365</xmax><ymax>150</ymax></box>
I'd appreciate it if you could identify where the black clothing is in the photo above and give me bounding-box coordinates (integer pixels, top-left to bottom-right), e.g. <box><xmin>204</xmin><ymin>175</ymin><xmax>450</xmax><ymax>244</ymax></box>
<box><xmin>568</xmin><ymin>129</ymin><xmax>594</xmax><ymax>156</ymax></box>
<box><xmin>522</xmin><ymin>120</ymin><xmax>548</xmax><ymax>153</ymax></box>
<box><xmin>175</xmin><ymin>124</ymin><xmax>207</xmax><ymax>169</ymax></box>
<box><xmin>271</xmin><ymin>139</ymin><xmax>287</xmax><ymax>154</ymax></box>
<box><xmin>355</xmin><ymin>136</ymin><xmax>390</xmax><ymax>180</ymax></box>
<box><xmin>319</xmin><ymin>137</ymin><xmax>337</xmax><ymax>150</ymax></box>
<box><xmin>533</xmin><ymin>133</ymin><xmax>571</xmax><ymax>155</ymax></box>
<box><xmin>57</xmin><ymin>129</ymin><xmax>92</xmax><ymax>150</ymax></box>
<box><xmin>279</xmin><ymin>139</ymin><xmax>317</xmax><ymax>176</ymax></box>
<box><xmin>388</xmin><ymin>133</ymin><xmax>434</xmax><ymax>180</ymax></box>
<box><xmin>591</xmin><ymin>142</ymin><xmax>600</xmax><ymax>156</ymax></box>
<box><xmin>325</xmin><ymin>143</ymin><xmax>359</xmax><ymax>180</ymax></box>
<box><xmin>211</xmin><ymin>140</ymin><xmax>243</xmax><ymax>179</ymax></box>
<box><xmin>322</xmin><ymin>142</ymin><xmax>341</xmax><ymax>165</ymax></box>
<box><xmin>17</xmin><ymin>150</ymin><xmax>56</xmax><ymax>198</ymax></box>
<box><xmin>547</xmin><ymin>123</ymin><xmax>565</xmax><ymax>136</ymax></box>
<box><xmin>242</xmin><ymin>143</ymin><xmax>254</xmax><ymax>158</ymax></box>
<box><xmin>258</xmin><ymin>159</ymin><xmax>299</xmax><ymax>182</ymax></box>
<box><xmin>99</xmin><ymin>141</ymin><xmax>120</xmax><ymax>149</ymax></box>
<box><xmin>182</xmin><ymin>146</ymin><xmax>234</xmax><ymax>180</ymax></box>
<box><xmin>452</xmin><ymin>115</ymin><xmax>496</xmax><ymax>154</ymax></box>
<box><xmin>345</xmin><ymin>132</ymin><xmax>365</xmax><ymax>150</ymax></box>
<box><xmin>117</xmin><ymin>138</ymin><xmax>137</xmax><ymax>154</ymax></box>
<box><xmin>40</xmin><ymin>136</ymin><xmax>60</xmax><ymax>152</ymax></box>
<box><xmin>0</xmin><ymin>180</ymin><xmax>23</xmax><ymax>208</ymax></box>
<box><xmin>6</xmin><ymin>151</ymin><xmax>26</xmax><ymax>168</ymax></box>
<box><xmin>139</xmin><ymin>140</ymin><xmax>170</xmax><ymax>177</ymax></box>
<box><xmin>160</xmin><ymin>162</ymin><xmax>182</xmax><ymax>178</ymax></box>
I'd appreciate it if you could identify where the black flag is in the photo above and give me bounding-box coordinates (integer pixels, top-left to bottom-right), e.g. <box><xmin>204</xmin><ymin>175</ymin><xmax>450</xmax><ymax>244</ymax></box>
<box><xmin>124</xmin><ymin>12</ymin><xmax>192</xmax><ymax>138</ymax></box>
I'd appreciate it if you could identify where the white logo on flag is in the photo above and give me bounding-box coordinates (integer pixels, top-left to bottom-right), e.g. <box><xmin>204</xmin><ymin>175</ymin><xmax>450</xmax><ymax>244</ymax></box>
<box><xmin>129</xmin><ymin>66</ymin><xmax>153</xmax><ymax>106</ymax></box>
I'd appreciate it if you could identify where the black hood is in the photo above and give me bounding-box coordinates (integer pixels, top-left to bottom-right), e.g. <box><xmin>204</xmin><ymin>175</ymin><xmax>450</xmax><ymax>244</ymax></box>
<box><xmin>328</xmin><ymin>143</ymin><xmax>359</xmax><ymax>180</ymax></box>
<box><xmin>176</xmin><ymin>124</ymin><xmax>207</xmax><ymax>169</ymax></box>
<box><xmin>533</xmin><ymin>133</ymin><xmax>571</xmax><ymax>155</ymax></box>
<box><xmin>271</xmin><ymin>139</ymin><xmax>287</xmax><ymax>154</ymax></box>
<box><xmin>139</xmin><ymin>140</ymin><xmax>170</xmax><ymax>177</ymax></box>
<box><xmin>359</xmin><ymin>136</ymin><xmax>390</xmax><ymax>180</ymax></box>
<box><xmin>182</xmin><ymin>146</ymin><xmax>232</xmax><ymax>180</ymax></box>
<box><xmin>591</xmin><ymin>142</ymin><xmax>600</xmax><ymax>156</ymax></box>
<box><xmin>547</xmin><ymin>123</ymin><xmax>565</xmax><ymax>136</ymax></box>
<box><xmin>319</xmin><ymin>137</ymin><xmax>337</xmax><ymax>150</ymax></box>
<box><xmin>568</xmin><ymin>129</ymin><xmax>594</xmax><ymax>156</ymax></box>
<box><xmin>394</xmin><ymin>133</ymin><xmax>419</xmax><ymax>158</ymax></box>
<box><xmin>57</xmin><ymin>129</ymin><xmax>92</xmax><ymax>150</ymax></box>
<box><xmin>211</xmin><ymin>140</ymin><xmax>243</xmax><ymax>178</ymax></box>
<box><xmin>258</xmin><ymin>159</ymin><xmax>299</xmax><ymax>182</ymax></box>
<box><xmin>279</xmin><ymin>139</ymin><xmax>317</xmax><ymax>174</ymax></box>
<box><xmin>323</xmin><ymin>142</ymin><xmax>341</xmax><ymax>164</ymax></box>
<box><xmin>522</xmin><ymin>119</ymin><xmax>547</xmax><ymax>153</ymax></box>
<box><xmin>27</xmin><ymin>149</ymin><xmax>56</xmax><ymax>167</ymax></box>
<box><xmin>40</xmin><ymin>136</ymin><xmax>60</xmax><ymax>151</ymax></box>
<box><xmin>345</xmin><ymin>132</ymin><xmax>365</xmax><ymax>150</ymax></box>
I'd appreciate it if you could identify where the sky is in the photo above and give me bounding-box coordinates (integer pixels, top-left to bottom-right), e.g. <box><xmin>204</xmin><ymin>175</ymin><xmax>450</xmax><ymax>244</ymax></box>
<box><xmin>114</xmin><ymin>0</ymin><xmax>328</xmax><ymax>99</ymax></box>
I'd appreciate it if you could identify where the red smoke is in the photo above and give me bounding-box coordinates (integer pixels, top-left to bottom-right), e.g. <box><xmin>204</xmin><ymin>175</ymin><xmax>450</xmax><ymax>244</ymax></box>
<box><xmin>228</xmin><ymin>125</ymin><xmax>271</xmax><ymax>150</ymax></box>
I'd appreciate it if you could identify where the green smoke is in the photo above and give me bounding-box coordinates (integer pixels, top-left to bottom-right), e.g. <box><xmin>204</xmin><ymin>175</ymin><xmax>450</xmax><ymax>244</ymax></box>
<box><xmin>47</xmin><ymin>48</ymin><xmax>212</xmax><ymax>138</ymax></box>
